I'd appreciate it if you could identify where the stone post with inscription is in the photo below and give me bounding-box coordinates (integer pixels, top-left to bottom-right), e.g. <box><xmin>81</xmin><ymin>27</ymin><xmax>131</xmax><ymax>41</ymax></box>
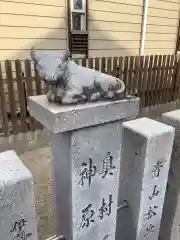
<box><xmin>117</xmin><ymin>117</ymin><xmax>175</xmax><ymax>240</ymax></box>
<box><xmin>159</xmin><ymin>110</ymin><xmax>180</xmax><ymax>240</ymax></box>
<box><xmin>29</xmin><ymin>95</ymin><xmax>139</xmax><ymax>240</ymax></box>
<box><xmin>0</xmin><ymin>150</ymin><xmax>38</xmax><ymax>240</ymax></box>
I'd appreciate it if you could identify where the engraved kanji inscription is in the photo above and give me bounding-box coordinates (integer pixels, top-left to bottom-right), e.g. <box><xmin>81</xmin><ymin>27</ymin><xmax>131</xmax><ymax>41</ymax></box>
<box><xmin>10</xmin><ymin>218</ymin><xmax>32</xmax><ymax>240</ymax></box>
<box><xmin>100</xmin><ymin>152</ymin><xmax>116</xmax><ymax>178</ymax></box>
<box><xmin>79</xmin><ymin>204</ymin><xmax>95</xmax><ymax>230</ymax></box>
<box><xmin>98</xmin><ymin>194</ymin><xmax>113</xmax><ymax>220</ymax></box>
<box><xmin>144</xmin><ymin>206</ymin><xmax>158</xmax><ymax>220</ymax></box>
<box><xmin>78</xmin><ymin>158</ymin><xmax>97</xmax><ymax>187</ymax></box>
<box><xmin>149</xmin><ymin>185</ymin><xmax>160</xmax><ymax>200</ymax></box>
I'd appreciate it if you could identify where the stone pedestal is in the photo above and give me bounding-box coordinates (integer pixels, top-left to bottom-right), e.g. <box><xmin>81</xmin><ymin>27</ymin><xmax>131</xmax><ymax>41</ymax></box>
<box><xmin>29</xmin><ymin>95</ymin><xmax>139</xmax><ymax>240</ymax></box>
<box><xmin>118</xmin><ymin>117</ymin><xmax>174</xmax><ymax>240</ymax></box>
<box><xmin>160</xmin><ymin>110</ymin><xmax>180</xmax><ymax>240</ymax></box>
<box><xmin>0</xmin><ymin>150</ymin><xmax>38</xmax><ymax>240</ymax></box>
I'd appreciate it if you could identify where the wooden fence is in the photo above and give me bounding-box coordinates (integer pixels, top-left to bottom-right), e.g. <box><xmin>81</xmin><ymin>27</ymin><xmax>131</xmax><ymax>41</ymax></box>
<box><xmin>0</xmin><ymin>54</ymin><xmax>180</xmax><ymax>136</ymax></box>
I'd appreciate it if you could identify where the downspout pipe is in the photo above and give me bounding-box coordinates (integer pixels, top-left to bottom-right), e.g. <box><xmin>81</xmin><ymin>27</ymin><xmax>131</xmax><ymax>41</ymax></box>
<box><xmin>140</xmin><ymin>0</ymin><xmax>148</xmax><ymax>56</ymax></box>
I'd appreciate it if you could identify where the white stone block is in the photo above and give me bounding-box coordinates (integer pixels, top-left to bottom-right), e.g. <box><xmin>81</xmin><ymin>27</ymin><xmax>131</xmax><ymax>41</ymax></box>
<box><xmin>118</xmin><ymin>117</ymin><xmax>174</xmax><ymax>240</ymax></box>
<box><xmin>160</xmin><ymin>110</ymin><xmax>180</xmax><ymax>240</ymax></box>
<box><xmin>0</xmin><ymin>150</ymin><xmax>38</xmax><ymax>240</ymax></box>
<box><xmin>29</xmin><ymin>95</ymin><xmax>139</xmax><ymax>133</ymax></box>
<box><xmin>29</xmin><ymin>96</ymin><xmax>139</xmax><ymax>240</ymax></box>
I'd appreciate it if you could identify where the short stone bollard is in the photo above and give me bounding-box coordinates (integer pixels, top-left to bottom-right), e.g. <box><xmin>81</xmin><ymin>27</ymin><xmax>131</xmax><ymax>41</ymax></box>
<box><xmin>117</xmin><ymin>117</ymin><xmax>174</xmax><ymax>240</ymax></box>
<box><xmin>0</xmin><ymin>150</ymin><xmax>38</xmax><ymax>240</ymax></box>
<box><xmin>160</xmin><ymin>110</ymin><xmax>180</xmax><ymax>240</ymax></box>
<box><xmin>29</xmin><ymin>95</ymin><xmax>139</xmax><ymax>240</ymax></box>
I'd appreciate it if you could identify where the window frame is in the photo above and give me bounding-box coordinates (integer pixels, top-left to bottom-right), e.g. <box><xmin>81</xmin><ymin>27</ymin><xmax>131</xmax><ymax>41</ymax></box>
<box><xmin>70</xmin><ymin>0</ymin><xmax>87</xmax><ymax>32</ymax></box>
<box><xmin>68</xmin><ymin>0</ymin><xmax>89</xmax><ymax>57</ymax></box>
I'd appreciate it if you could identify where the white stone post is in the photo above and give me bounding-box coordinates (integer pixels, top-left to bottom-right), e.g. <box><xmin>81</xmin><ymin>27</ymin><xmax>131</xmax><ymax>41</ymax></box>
<box><xmin>0</xmin><ymin>150</ymin><xmax>38</xmax><ymax>240</ymax></box>
<box><xmin>160</xmin><ymin>110</ymin><xmax>180</xmax><ymax>240</ymax></box>
<box><xmin>117</xmin><ymin>117</ymin><xmax>174</xmax><ymax>240</ymax></box>
<box><xmin>29</xmin><ymin>95</ymin><xmax>139</xmax><ymax>240</ymax></box>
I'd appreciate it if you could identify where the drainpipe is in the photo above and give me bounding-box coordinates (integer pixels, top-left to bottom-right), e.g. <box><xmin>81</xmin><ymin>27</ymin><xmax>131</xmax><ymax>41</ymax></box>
<box><xmin>140</xmin><ymin>0</ymin><xmax>148</xmax><ymax>56</ymax></box>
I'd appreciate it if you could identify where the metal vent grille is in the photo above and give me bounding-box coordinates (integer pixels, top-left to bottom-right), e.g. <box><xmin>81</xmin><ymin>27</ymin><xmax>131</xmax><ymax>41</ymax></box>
<box><xmin>70</xmin><ymin>32</ymin><xmax>88</xmax><ymax>55</ymax></box>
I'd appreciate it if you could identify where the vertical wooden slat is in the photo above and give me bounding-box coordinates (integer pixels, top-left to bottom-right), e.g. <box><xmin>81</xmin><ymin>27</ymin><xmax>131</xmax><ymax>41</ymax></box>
<box><xmin>25</xmin><ymin>59</ymin><xmax>35</xmax><ymax>131</ymax></box>
<box><xmin>146</xmin><ymin>55</ymin><xmax>154</xmax><ymax>107</ymax></box>
<box><xmin>5</xmin><ymin>60</ymin><xmax>19</xmax><ymax>134</ymax></box>
<box><xmin>118</xmin><ymin>57</ymin><xmax>124</xmax><ymax>80</ymax></box>
<box><xmin>101</xmin><ymin>57</ymin><xmax>106</xmax><ymax>73</ymax></box>
<box><xmin>15</xmin><ymin>60</ymin><xmax>28</xmax><ymax>132</ymax></box>
<box><xmin>141</xmin><ymin>56</ymin><xmax>149</xmax><ymax>108</ymax></box>
<box><xmin>123</xmin><ymin>57</ymin><xmax>129</xmax><ymax>90</ymax></box>
<box><xmin>0</xmin><ymin>62</ymin><xmax>9</xmax><ymax>136</ymax></box>
<box><xmin>132</xmin><ymin>56</ymin><xmax>140</xmax><ymax>98</ymax></box>
<box><xmin>169</xmin><ymin>55</ymin><xmax>176</xmax><ymax>102</ymax></box>
<box><xmin>156</xmin><ymin>55</ymin><xmax>163</xmax><ymax>105</ymax></box>
<box><xmin>82</xmin><ymin>58</ymin><xmax>86</xmax><ymax>67</ymax></box>
<box><xmin>34</xmin><ymin>61</ymin><xmax>41</xmax><ymax>95</ymax></box>
<box><xmin>128</xmin><ymin>56</ymin><xmax>135</xmax><ymax>95</ymax></box>
<box><xmin>172</xmin><ymin>56</ymin><xmax>180</xmax><ymax>101</ymax></box>
<box><xmin>138</xmin><ymin>56</ymin><xmax>145</xmax><ymax>102</ymax></box>
<box><xmin>112</xmin><ymin>57</ymin><xmax>118</xmax><ymax>77</ymax></box>
<box><xmin>162</xmin><ymin>55</ymin><xmax>171</xmax><ymax>103</ymax></box>
<box><xmin>88</xmin><ymin>58</ymin><xmax>93</xmax><ymax>69</ymax></box>
<box><xmin>107</xmin><ymin>57</ymin><xmax>112</xmax><ymax>74</ymax></box>
<box><xmin>95</xmin><ymin>57</ymin><xmax>100</xmax><ymax>71</ymax></box>
<box><xmin>34</xmin><ymin>61</ymin><xmax>43</xmax><ymax>129</ymax></box>
<box><xmin>159</xmin><ymin>55</ymin><xmax>167</xmax><ymax>104</ymax></box>
<box><xmin>151</xmin><ymin>55</ymin><xmax>158</xmax><ymax>106</ymax></box>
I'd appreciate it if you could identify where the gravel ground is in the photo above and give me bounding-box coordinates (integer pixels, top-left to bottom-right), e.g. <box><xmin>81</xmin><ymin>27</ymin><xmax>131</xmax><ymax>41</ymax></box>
<box><xmin>19</xmin><ymin>146</ymin><xmax>55</xmax><ymax>240</ymax></box>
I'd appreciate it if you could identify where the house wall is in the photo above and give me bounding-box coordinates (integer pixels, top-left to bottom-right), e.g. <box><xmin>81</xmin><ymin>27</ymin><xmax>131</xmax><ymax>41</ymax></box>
<box><xmin>0</xmin><ymin>0</ymin><xmax>179</xmax><ymax>60</ymax></box>
<box><xmin>0</xmin><ymin>0</ymin><xmax>68</xmax><ymax>61</ymax></box>
<box><xmin>144</xmin><ymin>0</ymin><xmax>180</xmax><ymax>55</ymax></box>
<box><xmin>88</xmin><ymin>0</ymin><xmax>144</xmax><ymax>57</ymax></box>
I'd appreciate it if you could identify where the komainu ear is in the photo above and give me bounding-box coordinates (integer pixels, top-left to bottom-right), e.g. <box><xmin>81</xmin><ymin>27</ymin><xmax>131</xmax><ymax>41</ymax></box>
<box><xmin>61</xmin><ymin>50</ymin><xmax>70</xmax><ymax>62</ymax></box>
<box><xmin>30</xmin><ymin>47</ymin><xmax>40</xmax><ymax>63</ymax></box>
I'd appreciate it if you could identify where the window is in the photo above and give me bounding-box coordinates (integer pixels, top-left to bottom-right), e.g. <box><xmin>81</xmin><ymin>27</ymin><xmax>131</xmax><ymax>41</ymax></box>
<box><xmin>68</xmin><ymin>0</ymin><xmax>88</xmax><ymax>57</ymax></box>
<box><xmin>70</xmin><ymin>0</ymin><xmax>86</xmax><ymax>31</ymax></box>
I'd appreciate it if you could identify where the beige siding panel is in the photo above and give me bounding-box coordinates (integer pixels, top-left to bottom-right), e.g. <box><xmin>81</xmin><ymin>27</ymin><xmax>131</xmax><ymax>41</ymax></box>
<box><xmin>89</xmin><ymin>49</ymin><xmax>139</xmax><ymax>58</ymax></box>
<box><xmin>144</xmin><ymin>49</ymin><xmax>175</xmax><ymax>55</ymax></box>
<box><xmin>0</xmin><ymin>49</ymin><xmax>66</xmax><ymax>60</ymax></box>
<box><xmin>0</xmin><ymin>14</ymin><xmax>66</xmax><ymax>28</ymax></box>
<box><xmin>89</xmin><ymin>10</ymin><xmax>142</xmax><ymax>23</ymax></box>
<box><xmin>148</xmin><ymin>0</ymin><xmax>179</xmax><ymax>11</ymax></box>
<box><xmin>0</xmin><ymin>1</ymin><xmax>66</xmax><ymax>18</ymax></box>
<box><xmin>90</xmin><ymin>0</ymin><xmax>143</xmax><ymax>6</ymax></box>
<box><xmin>0</xmin><ymin>39</ymin><xmax>66</xmax><ymax>50</ymax></box>
<box><xmin>89</xmin><ymin>21</ymin><xmax>141</xmax><ymax>32</ymax></box>
<box><xmin>89</xmin><ymin>31</ymin><xmax>140</xmax><ymax>41</ymax></box>
<box><xmin>148</xmin><ymin>7</ymin><xmax>179</xmax><ymax>19</ymax></box>
<box><xmin>145</xmin><ymin>41</ymin><xmax>176</xmax><ymax>49</ymax></box>
<box><xmin>0</xmin><ymin>0</ymin><xmax>65</xmax><ymax>6</ymax></box>
<box><xmin>0</xmin><ymin>26</ymin><xmax>67</xmax><ymax>39</ymax></box>
<box><xmin>89</xmin><ymin>40</ymin><xmax>139</xmax><ymax>50</ymax></box>
<box><xmin>146</xmin><ymin>33</ymin><xmax>177</xmax><ymax>41</ymax></box>
<box><xmin>146</xmin><ymin>25</ymin><xmax>177</xmax><ymax>33</ymax></box>
<box><xmin>160</xmin><ymin>0</ymin><xmax>180</xmax><ymax>3</ymax></box>
<box><xmin>90</xmin><ymin>1</ymin><xmax>143</xmax><ymax>15</ymax></box>
<box><xmin>147</xmin><ymin>16</ymin><xmax>179</xmax><ymax>26</ymax></box>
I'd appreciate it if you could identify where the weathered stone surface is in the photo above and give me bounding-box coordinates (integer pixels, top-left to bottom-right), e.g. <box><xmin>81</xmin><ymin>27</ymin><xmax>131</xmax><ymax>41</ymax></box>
<box><xmin>29</xmin><ymin>95</ymin><xmax>139</xmax><ymax>134</ymax></box>
<box><xmin>0</xmin><ymin>150</ymin><xmax>38</xmax><ymax>240</ymax></box>
<box><xmin>52</xmin><ymin>122</ymin><xmax>122</xmax><ymax>240</ymax></box>
<box><xmin>160</xmin><ymin>110</ymin><xmax>180</xmax><ymax>240</ymax></box>
<box><xmin>30</xmin><ymin>96</ymin><xmax>139</xmax><ymax>240</ymax></box>
<box><xmin>117</xmin><ymin>117</ymin><xmax>174</xmax><ymax>240</ymax></box>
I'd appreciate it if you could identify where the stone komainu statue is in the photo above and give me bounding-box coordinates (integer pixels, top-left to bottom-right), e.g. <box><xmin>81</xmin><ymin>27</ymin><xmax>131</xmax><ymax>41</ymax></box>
<box><xmin>31</xmin><ymin>48</ymin><xmax>126</xmax><ymax>105</ymax></box>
